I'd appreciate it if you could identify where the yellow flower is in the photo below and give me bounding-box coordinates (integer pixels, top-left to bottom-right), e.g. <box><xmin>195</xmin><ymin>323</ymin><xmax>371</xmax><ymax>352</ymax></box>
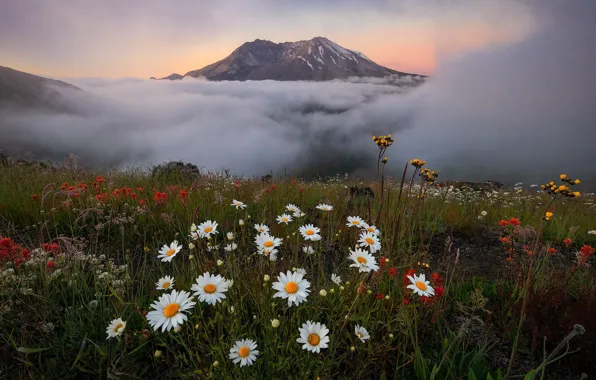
<box><xmin>573</xmin><ymin>191</ymin><xmax>581</xmax><ymax>197</ymax></box>
<box><xmin>574</xmin><ymin>179</ymin><xmax>581</xmax><ymax>184</ymax></box>
<box><xmin>560</xmin><ymin>174</ymin><xmax>567</xmax><ymax>180</ymax></box>
<box><xmin>545</xmin><ymin>212</ymin><xmax>554</xmax><ymax>218</ymax></box>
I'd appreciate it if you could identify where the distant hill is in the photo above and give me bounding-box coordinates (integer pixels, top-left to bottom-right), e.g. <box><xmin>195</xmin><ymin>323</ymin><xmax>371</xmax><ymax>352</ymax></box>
<box><xmin>173</xmin><ymin>37</ymin><xmax>424</xmax><ymax>82</ymax></box>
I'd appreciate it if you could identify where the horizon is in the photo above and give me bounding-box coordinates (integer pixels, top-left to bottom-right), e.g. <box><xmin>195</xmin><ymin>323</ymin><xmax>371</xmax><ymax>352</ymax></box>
<box><xmin>1</xmin><ymin>0</ymin><xmax>537</xmax><ymax>79</ymax></box>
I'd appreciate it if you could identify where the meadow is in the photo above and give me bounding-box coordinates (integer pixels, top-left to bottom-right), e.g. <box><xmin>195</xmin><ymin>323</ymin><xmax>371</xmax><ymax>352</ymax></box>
<box><xmin>0</xmin><ymin>139</ymin><xmax>595</xmax><ymax>379</ymax></box>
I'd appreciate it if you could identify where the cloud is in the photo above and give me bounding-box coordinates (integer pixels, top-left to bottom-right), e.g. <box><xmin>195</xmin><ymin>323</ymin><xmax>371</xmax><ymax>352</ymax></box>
<box><xmin>1</xmin><ymin>0</ymin><xmax>595</xmax><ymax>188</ymax></box>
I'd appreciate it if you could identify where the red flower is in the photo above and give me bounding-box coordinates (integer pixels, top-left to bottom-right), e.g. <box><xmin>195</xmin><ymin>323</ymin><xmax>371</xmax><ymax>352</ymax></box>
<box><xmin>434</xmin><ymin>286</ymin><xmax>445</xmax><ymax>298</ymax></box>
<box><xmin>31</xmin><ymin>194</ymin><xmax>39</xmax><ymax>201</ymax></box>
<box><xmin>299</xmin><ymin>187</ymin><xmax>303</xmax><ymax>193</ymax></box>
<box><xmin>376</xmin><ymin>293</ymin><xmax>384</xmax><ymax>300</ymax></box>
<box><xmin>96</xmin><ymin>176</ymin><xmax>104</xmax><ymax>183</ymax></box>
<box><xmin>379</xmin><ymin>257</ymin><xmax>387</xmax><ymax>269</ymax></box>
<box><xmin>498</xmin><ymin>220</ymin><xmax>509</xmax><ymax>226</ymax></box>
<box><xmin>153</xmin><ymin>191</ymin><xmax>168</xmax><ymax>203</ymax></box>
<box><xmin>580</xmin><ymin>245</ymin><xmax>595</xmax><ymax>258</ymax></box>
<box><xmin>500</xmin><ymin>237</ymin><xmax>510</xmax><ymax>245</ymax></box>
<box><xmin>563</xmin><ymin>238</ymin><xmax>573</xmax><ymax>248</ymax></box>
<box><xmin>420</xmin><ymin>296</ymin><xmax>433</xmax><ymax>305</ymax></box>
<box><xmin>403</xmin><ymin>269</ymin><xmax>416</xmax><ymax>285</ymax></box>
<box><xmin>47</xmin><ymin>261</ymin><xmax>55</xmax><ymax>269</ymax></box>
<box><xmin>112</xmin><ymin>189</ymin><xmax>120</xmax><ymax>197</ymax></box>
<box><xmin>402</xmin><ymin>298</ymin><xmax>410</xmax><ymax>305</ymax></box>
<box><xmin>547</xmin><ymin>247</ymin><xmax>558</xmax><ymax>255</ymax></box>
<box><xmin>60</xmin><ymin>182</ymin><xmax>69</xmax><ymax>190</ymax></box>
<box><xmin>131</xmin><ymin>193</ymin><xmax>137</xmax><ymax>200</ymax></box>
<box><xmin>43</xmin><ymin>243</ymin><xmax>60</xmax><ymax>253</ymax></box>
<box><xmin>139</xmin><ymin>200</ymin><xmax>145</xmax><ymax>206</ymax></box>
<box><xmin>136</xmin><ymin>187</ymin><xmax>144</xmax><ymax>192</ymax></box>
<box><xmin>178</xmin><ymin>189</ymin><xmax>187</xmax><ymax>199</ymax></box>
<box><xmin>508</xmin><ymin>218</ymin><xmax>521</xmax><ymax>226</ymax></box>
<box><xmin>388</xmin><ymin>267</ymin><xmax>398</xmax><ymax>278</ymax></box>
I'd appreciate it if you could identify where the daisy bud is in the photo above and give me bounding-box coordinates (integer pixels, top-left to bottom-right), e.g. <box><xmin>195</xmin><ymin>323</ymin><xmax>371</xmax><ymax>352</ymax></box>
<box><xmin>174</xmin><ymin>325</ymin><xmax>182</xmax><ymax>333</ymax></box>
<box><xmin>292</xmin><ymin>267</ymin><xmax>297</xmax><ymax>271</ymax></box>
<box><xmin>329</xmin><ymin>288</ymin><xmax>335</xmax><ymax>294</ymax></box>
<box><xmin>350</xmin><ymin>346</ymin><xmax>356</xmax><ymax>352</ymax></box>
<box><xmin>189</xmin><ymin>255</ymin><xmax>195</xmax><ymax>260</ymax></box>
<box><xmin>319</xmin><ymin>289</ymin><xmax>327</xmax><ymax>297</ymax></box>
<box><xmin>175</xmin><ymin>232</ymin><xmax>180</xmax><ymax>237</ymax></box>
<box><xmin>188</xmin><ymin>243</ymin><xmax>195</xmax><ymax>250</ymax></box>
<box><xmin>271</xmin><ymin>319</ymin><xmax>280</xmax><ymax>328</ymax></box>
<box><xmin>212</xmin><ymin>361</ymin><xmax>219</xmax><ymax>367</ymax></box>
<box><xmin>226</xmin><ymin>232</ymin><xmax>234</xmax><ymax>241</ymax></box>
<box><xmin>263</xmin><ymin>274</ymin><xmax>270</xmax><ymax>282</ymax></box>
<box><xmin>385</xmin><ymin>295</ymin><xmax>390</xmax><ymax>300</ymax></box>
<box><xmin>385</xmin><ymin>258</ymin><xmax>390</xmax><ymax>263</ymax></box>
<box><xmin>239</xmin><ymin>219</ymin><xmax>244</xmax><ymax>226</ymax></box>
<box><xmin>253</xmin><ymin>315</ymin><xmax>257</xmax><ymax>320</ymax></box>
<box><xmin>389</xmin><ymin>333</ymin><xmax>394</xmax><ymax>338</ymax></box>
<box><xmin>345</xmin><ymin>281</ymin><xmax>350</xmax><ymax>286</ymax></box>
<box><xmin>230</xmin><ymin>306</ymin><xmax>235</xmax><ymax>313</ymax></box>
<box><xmin>154</xmin><ymin>350</ymin><xmax>163</xmax><ymax>358</ymax></box>
<box><xmin>366</xmin><ymin>289</ymin><xmax>372</xmax><ymax>295</ymax></box>
<box><xmin>247</xmin><ymin>215</ymin><xmax>251</xmax><ymax>219</ymax></box>
<box><xmin>190</xmin><ymin>224</ymin><xmax>197</xmax><ymax>232</ymax></box>
<box><xmin>194</xmin><ymin>324</ymin><xmax>200</xmax><ymax>330</ymax></box>
<box><xmin>143</xmin><ymin>246</ymin><xmax>150</xmax><ymax>252</ymax></box>
<box><xmin>340</xmin><ymin>286</ymin><xmax>345</xmax><ymax>291</ymax></box>
<box><xmin>217</xmin><ymin>259</ymin><xmax>224</xmax><ymax>266</ymax></box>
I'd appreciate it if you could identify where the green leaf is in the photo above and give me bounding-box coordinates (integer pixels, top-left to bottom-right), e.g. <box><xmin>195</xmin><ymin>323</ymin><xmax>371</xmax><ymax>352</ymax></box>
<box><xmin>523</xmin><ymin>369</ymin><xmax>539</xmax><ymax>380</ymax></box>
<box><xmin>16</xmin><ymin>346</ymin><xmax>50</xmax><ymax>354</ymax></box>
<box><xmin>468</xmin><ymin>368</ymin><xmax>478</xmax><ymax>380</ymax></box>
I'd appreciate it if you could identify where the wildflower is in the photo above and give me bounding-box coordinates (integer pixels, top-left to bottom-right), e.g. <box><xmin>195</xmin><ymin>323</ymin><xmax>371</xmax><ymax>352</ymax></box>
<box><xmin>156</xmin><ymin>275</ymin><xmax>174</xmax><ymax>290</ymax></box>
<box><xmin>295</xmin><ymin>268</ymin><xmax>307</xmax><ymax>276</ymax></box>
<box><xmin>197</xmin><ymin>220</ymin><xmax>218</xmax><ymax>238</ymax></box>
<box><xmin>403</xmin><ymin>299</ymin><xmax>410</xmax><ymax>305</ymax></box>
<box><xmin>376</xmin><ymin>293</ymin><xmax>383</xmax><ymax>300</ymax></box>
<box><xmin>297</xmin><ymin>321</ymin><xmax>330</xmax><ymax>353</ymax></box>
<box><xmin>47</xmin><ymin>261</ymin><xmax>55</xmax><ymax>269</ymax></box>
<box><xmin>272</xmin><ymin>270</ymin><xmax>311</xmax><ymax>307</ymax></box>
<box><xmin>354</xmin><ymin>325</ymin><xmax>370</xmax><ymax>343</ymax></box>
<box><xmin>226</xmin><ymin>232</ymin><xmax>234</xmax><ymax>241</ymax></box>
<box><xmin>361</xmin><ymin>223</ymin><xmax>380</xmax><ymax>235</ymax></box>
<box><xmin>563</xmin><ymin>238</ymin><xmax>573</xmax><ymax>247</ymax></box>
<box><xmin>350</xmin><ymin>346</ymin><xmax>356</xmax><ymax>352</ymax></box>
<box><xmin>153</xmin><ymin>191</ymin><xmax>168</xmax><ymax>203</ymax></box>
<box><xmin>545</xmin><ymin>211</ymin><xmax>554</xmax><ymax>221</ymax></box>
<box><xmin>271</xmin><ymin>319</ymin><xmax>280</xmax><ymax>328</ymax></box>
<box><xmin>319</xmin><ymin>289</ymin><xmax>327</xmax><ymax>297</ymax></box>
<box><xmin>144</xmin><ymin>246</ymin><xmax>150</xmax><ymax>252</ymax></box>
<box><xmin>224</xmin><ymin>243</ymin><xmax>238</xmax><ymax>252</ymax></box>
<box><xmin>588</xmin><ymin>230</ymin><xmax>596</xmax><ymax>235</ymax></box>
<box><xmin>316</xmin><ymin>204</ymin><xmax>333</xmax><ymax>211</ymax></box>
<box><xmin>299</xmin><ymin>224</ymin><xmax>322</xmax><ymax>241</ymax></box>
<box><xmin>230</xmin><ymin>200</ymin><xmax>246</xmax><ymax>209</ymax></box>
<box><xmin>331</xmin><ymin>273</ymin><xmax>341</xmax><ymax>285</ymax></box>
<box><xmin>358</xmin><ymin>232</ymin><xmax>381</xmax><ymax>253</ymax></box>
<box><xmin>238</xmin><ymin>219</ymin><xmax>244</xmax><ymax>226</ymax></box>
<box><xmin>191</xmin><ymin>272</ymin><xmax>231</xmax><ymax>305</ymax></box>
<box><xmin>508</xmin><ymin>218</ymin><xmax>521</xmax><ymax>226</ymax></box>
<box><xmin>229</xmin><ymin>339</ymin><xmax>259</xmax><ymax>367</ymax></box>
<box><xmin>303</xmin><ymin>245</ymin><xmax>315</xmax><ymax>254</ymax></box>
<box><xmin>547</xmin><ymin>247</ymin><xmax>558</xmax><ymax>255</ymax></box>
<box><xmin>410</xmin><ymin>158</ymin><xmax>426</xmax><ymax>168</ymax></box>
<box><xmin>388</xmin><ymin>267</ymin><xmax>398</xmax><ymax>277</ymax></box>
<box><xmin>579</xmin><ymin>245</ymin><xmax>595</xmax><ymax>258</ymax></box>
<box><xmin>217</xmin><ymin>259</ymin><xmax>224</xmax><ymax>266</ymax></box>
<box><xmin>154</xmin><ymin>350</ymin><xmax>163</xmax><ymax>359</ymax></box>
<box><xmin>385</xmin><ymin>295</ymin><xmax>390</xmax><ymax>300</ymax></box>
<box><xmin>254</xmin><ymin>223</ymin><xmax>269</xmax><ymax>234</ymax></box>
<box><xmin>348</xmin><ymin>248</ymin><xmax>379</xmax><ymax>272</ymax></box>
<box><xmin>157</xmin><ymin>241</ymin><xmax>182</xmax><ymax>262</ymax></box>
<box><xmin>276</xmin><ymin>214</ymin><xmax>293</xmax><ymax>224</ymax></box>
<box><xmin>174</xmin><ymin>325</ymin><xmax>182</xmax><ymax>333</ymax></box>
<box><xmin>500</xmin><ymin>237</ymin><xmax>510</xmax><ymax>245</ymax></box>
<box><xmin>146</xmin><ymin>290</ymin><xmax>196</xmax><ymax>332</ymax></box>
<box><xmin>263</xmin><ymin>274</ymin><xmax>270</xmax><ymax>282</ymax></box>
<box><xmin>481</xmin><ymin>211</ymin><xmax>488</xmax><ymax>216</ymax></box>
<box><xmin>346</xmin><ymin>216</ymin><xmax>365</xmax><ymax>228</ymax></box>
<box><xmin>190</xmin><ymin>224</ymin><xmax>198</xmax><ymax>232</ymax></box>
<box><xmin>255</xmin><ymin>233</ymin><xmax>282</xmax><ymax>252</ymax></box>
<box><xmin>498</xmin><ymin>220</ymin><xmax>509</xmax><ymax>226</ymax></box>
<box><xmin>106</xmin><ymin>318</ymin><xmax>126</xmax><ymax>339</ymax></box>
<box><xmin>285</xmin><ymin>204</ymin><xmax>300</xmax><ymax>213</ymax></box>
<box><xmin>189</xmin><ymin>254</ymin><xmax>195</xmax><ymax>260</ymax></box>
<box><xmin>406</xmin><ymin>273</ymin><xmax>435</xmax><ymax>297</ymax></box>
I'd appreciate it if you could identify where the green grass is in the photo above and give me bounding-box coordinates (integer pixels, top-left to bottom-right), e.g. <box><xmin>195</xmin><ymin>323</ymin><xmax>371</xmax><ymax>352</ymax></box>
<box><xmin>0</xmin><ymin>161</ymin><xmax>595</xmax><ymax>379</ymax></box>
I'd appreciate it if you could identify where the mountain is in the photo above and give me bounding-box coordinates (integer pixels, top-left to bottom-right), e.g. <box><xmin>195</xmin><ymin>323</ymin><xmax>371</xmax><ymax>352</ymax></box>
<box><xmin>0</xmin><ymin>65</ymin><xmax>80</xmax><ymax>110</ymax></box>
<box><xmin>151</xmin><ymin>73</ymin><xmax>183</xmax><ymax>80</ymax></box>
<box><xmin>182</xmin><ymin>37</ymin><xmax>423</xmax><ymax>81</ymax></box>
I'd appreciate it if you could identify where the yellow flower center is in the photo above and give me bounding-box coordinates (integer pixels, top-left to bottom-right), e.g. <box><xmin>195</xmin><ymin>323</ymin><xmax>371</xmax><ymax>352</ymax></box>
<box><xmin>264</xmin><ymin>241</ymin><xmax>274</xmax><ymax>247</ymax></box>
<box><xmin>259</xmin><ymin>228</ymin><xmax>264</xmax><ymax>232</ymax></box>
<box><xmin>357</xmin><ymin>256</ymin><xmax>367</xmax><ymax>264</ymax></box>
<box><xmin>238</xmin><ymin>346</ymin><xmax>250</xmax><ymax>358</ymax></box>
<box><xmin>308</xmin><ymin>333</ymin><xmax>320</xmax><ymax>346</ymax></box>
<box><xmin>416</xmin><ymin>281</ymin><xmax>427</xmax><ymax>291</ymax></box>
<box><xmin>204</xmin><ymin>284</ymin><xmax>217</xmax><ymax>294</ymax></box>
<box><xmin>162</xmin><ymin>281</ymin><xmax>171</xmax><ymax>289</ymax></box>
<box><xmin>282</xmin><ymin>217</ymin><xmax>288</xmax><ymax>222</ymax></box>
<box><xmin>352</xmin><ymin>220</ymin><xmax>359</xmax><ymax>225</ymax></box>
<box><xmin>114</xmin><ymin>323</ymin><xmax>124</xmax><ymax>333</ymax></box>
<box><xmin>166</xmin><ymin>249</ymin><xmax>176</xmax><ymax>256</ymax></box>
<box><xmin>365</xmin><ymin>238</ymin><xmax>375</xmax><ymax>245</ymax></box>
<box><xmin>285</xmin><ymin>281</ymin><xmax>298</xmax><ymax>294</ymax></box>
<box><xmin>357</xmin><ymin>332</ymin><xmax>363</xmax><ymax>338</ymax></box>
<box><xmin>163</xmin><ymin>303</ymin><xmax>180</xmax><ymax>318</ymax></box>
<box><xmin>204</xmin><ymin>227</ymin><xmax>213</xmax><ymax>233</ymax></box>
<box><xmin>306</xmin><ymin>230</ymin><xmax>314</xmax><ymax>235</ymax></box>
<box><xmin>367</xmin><ymin>228</ymin><xmax>374</xmax><ymax>233</ymax></box>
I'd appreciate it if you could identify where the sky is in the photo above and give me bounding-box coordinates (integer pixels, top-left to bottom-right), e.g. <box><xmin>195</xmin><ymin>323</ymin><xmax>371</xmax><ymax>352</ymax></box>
<box><xmin>0</xmin><ymin>0</ymin><xmax>537</xmax><ymax>78</ymax></box>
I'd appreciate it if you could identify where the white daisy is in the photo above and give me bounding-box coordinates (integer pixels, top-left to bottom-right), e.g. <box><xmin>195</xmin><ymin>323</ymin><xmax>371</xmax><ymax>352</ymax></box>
<box><xmin>346</xmin><ymin>216</ymin><xmax>365</xmax><ymax>228</ymax></box>
<box><xmin>481</xmin><ymin>210</ymin><xmax>488</xmax><ymax>216</ymax></box>
<box><xmin>229</xmin><ymin>339</ymin><xmax>259</xmax><ymax>367</ymax></box>
<box><xmin>297</xmin><ymin>321</ymin><xmax>330</xmax><ymax>353</ymax></box>
<box><xmin>226</xmin><ymin>232</ymin><xmax>234</xmax><ymax>241</ymax></box>
<box><xmin>295</xmin><ymin>268</ymin><xmax>307</xmax><ymax>276</ymax></box>
<box><xmin>146</xmin><ymin>290</ymin><xmax>196</xmax><ymax>332</ymax></box>
<box><xmin>258</xmin><ymin>247</ymin><xmax>279</xmax><ymax>261</ymax></box>
<box><xmin>254</xmin><ymin>223</ymin><xmax>270</xmax><ymax>234</ymax></box>
<box><xmin>331</xmin><ymin>273</ymin><xmax>341</xmax><ymax>285</ymax></box>
<box><xmin>190</xmin><ymin>223</ymin><xmax>198</xmax><ymax>232</ymax></box>
<box><xmin>191</xmin><ymin>272</ymin><xmax>231</xmax><ymax>305</ymax></box>
<box><xmin>406</xmin><ymin>273</ymin><xmax>435</xmax><ymax>297</ymax></box>
<box><xmin>231</xmin><ymin>200</ymin><xmax>246</xmax><ymax>209</ymax></box>
<box><xmin>303</xmin><ymin>245</ymin><xmax>315</xmax><ymax>254</ymax></box>
<box><xmin>156</xmin><ymin>275</ymin><xmax>174</xmax><ymax>290</ymax></box>
<box><xmin>285</xmin><ymin>203</ymin><xmax>300</xmax><ymax>213</ymax></box>
<box><xmin>358</xmin><ymin>232</ymin><xmax>381</xmax><ymax>254</ymax></box>
<box><xmin>588</xmin><ymin>230</ymin><xmax>596</xmax><ymax>235</ymax></box>
<box><xmin>255</xmin><ymin>233</ymin><xmax>282</xmax><ymax>252</ymax></box>
<box><xmin>197</xmin><ymin>220</ymin><xmax>218</xmax><ymax>238</ymax></box>
<box><xmin>189</xmin><ymin>231</ymin><xmax>199</xmax><ymax>240</ymax></box>
<box><xmin>361</xmin><ymin>223</ymin><xmax>380</xmax><ymax>235</ymax></box>
<box><xmin>316</xmin><ymin>204</ymin><xmax>333</xmax><ymax>211</ymax></box>
<box><xmin>293</xmin><ymin>210</ymin><xmax>306</xmax><ymax>218</ymax></box>
<box><xmin>354</xmin><ymin>325</ymin><xmax>370</xmax><ymax>343</ymax></box>
<box><xmin>224</xmin><ymin>243</ymin><xmax>238</xmax><ymax>252</ymax></box>
<box><xmin>276</xmin><ymin>214</ymin><xmax>293</xmax><ymax>224</ymax></box>
<box><xmin>348</xmin><ymin>248</ymin><xmax>379</xmax><ymax>272</ymax></box>
<box><xmin>157</xmin><ymin>241</ymin><xmax>182</xmax><ymax>262</ymax></box>
<box><xmin>106</xmin><ymin>318</ymin><xmax>126</xmax><ymax>339</ymax></box>
<box><xmin>272</xmin><ymin>270</ymin><xmax>310</xmax><ymax>307</ymax></box>
<box><xmin>299</xmin><ymin>224</ymin><xmax>322</xmax><ymax>241</ymax></box>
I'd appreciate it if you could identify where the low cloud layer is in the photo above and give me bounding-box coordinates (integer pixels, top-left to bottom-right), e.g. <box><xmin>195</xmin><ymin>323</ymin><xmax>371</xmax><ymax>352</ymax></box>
<box><xmin>1</xmin><ymin>1</ymin><xmax>595</xmax><ymax>187</ymax></box>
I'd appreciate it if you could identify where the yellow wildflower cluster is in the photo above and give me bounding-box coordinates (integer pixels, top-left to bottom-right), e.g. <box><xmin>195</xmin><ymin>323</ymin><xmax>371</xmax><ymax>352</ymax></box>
<box><xmin>372</xmin><ymin>135</ymin><xmax>394</xmax><ymax>148</ymax></box>
<box><xmin>419</xmin><ymin>168</ymin><xmax>439</xmax><ymax>185</ymax></box>
<box><xmin>544</xmin><ymin>211</ymin><xmax>554</xmax><ymax>221</ymax></box>
<box><xmin>541</xmin><ymin>174</ymin><xmax>581</xmax><ymax>198</ymax></box>
<box><xmin>409</xmin><ymin>158</ymin><xmax>426</xmax><ymax>168</ymax></box>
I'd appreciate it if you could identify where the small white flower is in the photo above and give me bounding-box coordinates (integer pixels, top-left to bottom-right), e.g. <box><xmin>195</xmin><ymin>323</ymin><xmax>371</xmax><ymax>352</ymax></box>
<box><xmin>238</xmin><ymin>219</ymin><xmax>245</xmax><ymax>226</ymax></box>
<box><xmin>346</xmin><ymin>216</ymin><xmax>365</xmax><ymax>228</ymax></box>
<box><xmin>285</xmin><ymin>203</ymin><xmax>300</xmax><ymax>213</ymax></box>
<box><xmin>271</xmin><ymin>319</ymin><xmax>280</xmax><ymax>328</ymax></box>
<box><xmin>297</xmin><ymin>321</ymin><xmax>330</xmax><ymax>353</ymax></box>
<box><xmin>361</xmin><ymin>223</ymin><xmax>380</xmax><ymax>235</ymax></box>
<box><xmin>588</xmin><ymin>230</ymin><xmax>596</xmax><ymax>235</ymax></box>
<box><xmin>254</xmin><ymin>223</ymin><xmax>269</xmax><ymax>234</ymax></box>
<box><xmin>226</xmin><ymin>232</ymin><xmax>234</xmax><ymax>241</ymax></box>
<box><xmin>188</xmin><ymin>243</ymin><xmax>195</xmax><ymax>250</ymax></box>
<box><xmin>354</xmin><ymin>325</ymin><xmax>370</xmax><ymax>343</ymax></box>
<box><xmin>481</xmin><ymin>210</ymin><xmax>488</xmax><ymax>216</ymax></box>
<box><xmin>276</xmin><ymin>214</ymin><xmax>293</xmax><ymax>224</ymax></box>
<box><xmin>272</xmin><ymin>270</ymin><xmax>310</xmax><ymax>307</ymax></box>
<box><xmin>106</xmin><ymin>318</ymin><xmax>126</xmax><ymax>339</ymax></box>
<box><xmin>293</xmin><ymin>210</ymin><xmax>306</xmax><ymax>218</ymax></box>
<box><xmin>197</xmin><ymin>220</ymin><xmax>218</xmax><ymax>238</ymax></box>
<box><xmin>231</xmin><ymin>200</ymin><xmax>246</xmax><ymax>209</ymax></box>
<box><xmin>263</xmin><ymin>274</ymin><xmax>270</xmax><ymax>282</ymax></box>
<box><xmin>229</xmin><ymin>339</ymin><xmax>259</xmax><ymax>367</ymax></box>
<box><xmin>295</xmin><ymin>268</ymin><xmax>307</xmax><ymax>276</ymax></box>
<box><xmin>331</xmin><ymin>273</ymin><xmax>341</xmax><ymax>285</ymax></box>
<box><xmin>348</xmin><ymin>248</ymin><xmax>379</xmax><ymax>272</ymax></box>
<box><xmin>316</xmin><ymin>204</ymin><xmax>333</xmax><ymax>211</ymax></box>
<box><xmin>303</xmin><ymin>245</ymin><xmax>315</xmax><ymax>254</ymax></box>
<box><xmin>224</xmin><ymin>243</ymin><xmax>238</xmax><ymax>252</ymax></box>
<box><xmin>146</xmin><ymin>290</ymin><xmax>195</xmax><ymax>332</ymax></box>
<box><xmin>319</xmin><ymin>289</ymin><xmax>327</xmax><ymax>297</ymax></box>
<box><xmin>191</xmin><ymin>272</ymin><xmax>231</xmax><ymax>305</ymax></box>
<box><xmin>190</xmin><ymin>224</ymin><xmax>197</xmax><ymax>232</ymax></box>
<box><xmin>217</xmin><ymin>259</ymin><xmax>224</xmax><ymax>266</ymax></box>
<box><xmin>157</xmin><ymin>241</ymin><xmax>182</xmax><ymax>262</ymax></box>
<box><xmin>406</xmin><ymin>273</ymin><xmax>435</xmax><ymax>297</ymax></box>
<box><xmin>156</xmin><ymin>275</ymin><xmax>174</xmax><ymax>290</ymax></box>
<box><xmin>358</xmin><ymin>232</ymin><xmax>381</xmax><ymax>254</ymax></box>
<box><xmin>299</xmin><ymin>224</ymin><xmax>322</xmax><ymax>241</ymax></box>
<box><xmin>255</xmin><ymin>233</ymin><xmax>282</xmax><ymax>252</ymax></box>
